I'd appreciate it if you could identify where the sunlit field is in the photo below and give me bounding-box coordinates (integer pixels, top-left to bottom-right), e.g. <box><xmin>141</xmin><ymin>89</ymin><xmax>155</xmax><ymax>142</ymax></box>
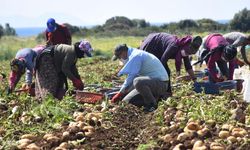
<box><xmin>0</xmin><ymin>36</ymin><xmax>250</xmax><ymax>149</ymax></box>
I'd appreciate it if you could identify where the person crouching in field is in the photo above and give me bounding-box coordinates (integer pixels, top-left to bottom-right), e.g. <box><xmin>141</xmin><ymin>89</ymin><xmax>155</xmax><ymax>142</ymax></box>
<box><xmin>35</xmin><ymin>40</ymin><xmax>93</xmax><ymax>100</ymax></box>
<box><xmin>111</xmin><ymin>44</ymin><xmax>169</xmax><ymax>112</ymax></box>
<box><xmin>8</xmin><ymin>48</ymin><xmax>39</xmax><ymax>95</ymax></box>
<box><xmin>196</xmin><ymin>33</ymin><xmax>237</xmax><ymax>83</ymax></box>
<box><xmin>140</xmin><ymin>32</ymin><xmax>202</xmax><ymax>96</ymax></box>
<box><xmin>223</xmin><ymin>32</ymin><xmax>250</xmax><ymax>66</ymax></box>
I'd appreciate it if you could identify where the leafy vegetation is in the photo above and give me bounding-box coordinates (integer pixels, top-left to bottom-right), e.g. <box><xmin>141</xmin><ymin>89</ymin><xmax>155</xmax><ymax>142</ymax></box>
<box><xmin>0</xmin><ymin>36</ymin><xmax>250</xmax><ymax>149</ymax></box>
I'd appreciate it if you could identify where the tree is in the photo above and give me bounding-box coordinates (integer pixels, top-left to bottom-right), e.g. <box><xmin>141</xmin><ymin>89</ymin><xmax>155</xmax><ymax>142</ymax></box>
<box><xmin>0</xmin><ymin>25</ymin><xmax>4</xmax><ymax>38</ymax></box>
<box><xmin>178</xmin><ymin>19</ymin><xmax>198</xmax><ymax>29</ymax></box>
<box><xmin>132</xmin><ymin>19</ymin><xmax>150</xmax><ymax>28</ymax></box>
<box><xmin>103</xmin><ymin>16</ymin><xmax>134</xmax><ymax>30</ymax></box>
<box><xmin>230</xmin><ymin>8</ymin><xmax>250</xmax><ymax>32</ymax></box>
<box><xmin>197</xmin><ymin>18</ymin><xmax>219</xmax><ymax>30</ymax></box>
<box><xmin>4</xmin><ymin>23</ymin><xmax>16</xmax><ymax>36</ymax></box>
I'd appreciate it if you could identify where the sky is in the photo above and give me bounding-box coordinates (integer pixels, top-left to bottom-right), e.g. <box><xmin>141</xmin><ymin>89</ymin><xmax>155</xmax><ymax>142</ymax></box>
<box><xmin>1</xmin><ymin>0</ymin><xmax>250</xmax><ymax>28</ymax></box>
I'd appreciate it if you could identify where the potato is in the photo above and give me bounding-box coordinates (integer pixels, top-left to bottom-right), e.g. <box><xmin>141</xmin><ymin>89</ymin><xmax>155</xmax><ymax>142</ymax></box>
<box><xmin>160</xmin><ymin>134</ymin><xmax>172</xmax><ymax>143</ymax></box>
<box><xmin>46</xmin><ymin>136</ymin><xmax>60</xmax><ymax>143</ymax></box>
<box><xmin>210</xmin><ymin>142</ymin><xmax>224</xmax><ymax>150</ymax></box>
<box><xmin>184</xmin><ymin>126</ymin><xmax>196</xmax><ymax>135</ymax></box>
<box><xmin>193</xmin><ymin>140</ymin><xmax>204</xmax><ymax>148</ymax></box>
<box><xmin>187</xmin><ymin>122</ymin><xmax>200</xmax><ymax>131</ymax></box>
<box><xmin>17</xmin><ymin>142</ymin><xmax>30</xmax><ymax>149</ymax></box>
<box><xmin>62</xmin><ymin>131</ymin><xmax>70</xmax><ymax>140</ymax></box>
<box><xmin>83</xmin><ymin>126</ymin><xmax>95</xmax><ymax>137</ymax></box>
<box><xmin>21</xmin><ymin>134</ymin><xmax>37</xmax><ymax>140</ymax></box>
<box><xmin>227</xmin><ymin>136</ymin><xmax>237</xmax><ymax>143</ymax></box>
<box><xmin>221</xmin><ymin>124</ymin><xmax>233</xmax><ymax>131</ymax></box>
<box><xmin>173</xmin><ymin>143</ymin><xmax>185</xmax><ymax>150</ymax></box>
<box><xmin>59</xmin><ymin>142</ymin><xmax>69</xmax><ymax>149</ymax></box>
<box><xmin>193</xmin><ymin>140</ymin><xmax>208</xmax><ymax>150</ymax></box>
<box><xmin>18</xmin><ymin>139</ymin><xmax>32</xmax><ymax>144</ymax></box>
<box><xmin>161</xmin><ymin>127</ymin><xmax>169</xmax><ymax>134</ymax></box>
<box><xmin>75</xmin><ymin>115</ymin><xmax>84</xmax><ymax>122</ymax></box>
<box><xmin>43</xmin><ymin>133</ymin><xmax>53</xmax><ymax>140</ymax></box>
<box><xmin>219</xmin><ymin>131</ymin><xmax>230</xmax><ymax>139</ymax></box>
<box><xmin>26</xmin><ymin>143</ymin><xmax>40</xmax><ymax>150</ymax></box>
<box><xmin>177</xmin><ymin>132</ymin><xmax>189</xmax><ymax>141</ymax></box>
<box><xmin>232</xmin><ymin>128</ymin><xmax>247</xmax><ymax>137</ymax></box>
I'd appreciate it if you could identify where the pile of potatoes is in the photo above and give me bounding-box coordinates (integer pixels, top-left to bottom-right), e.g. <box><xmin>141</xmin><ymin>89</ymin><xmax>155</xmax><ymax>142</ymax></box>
<box><xmin>16</xmin><ymin>111</ymin><xmax>104</xmax><ymax>149</ymax></box>
<box><xmin>160</xmin><ymin>109</ymin><xmax>250</xmax><ymax>150</ymax></box>
<box><xmin>17</xmin><ymin>134</ymin><xmax>40</xmax><ymax>150</ymax></box>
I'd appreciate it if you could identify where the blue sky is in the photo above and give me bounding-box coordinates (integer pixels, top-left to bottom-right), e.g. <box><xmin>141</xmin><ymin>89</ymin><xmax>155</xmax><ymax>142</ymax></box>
<box><xmin>1</xmin><ymin>0</ymin><xmax>250</xmax><ymax>27</ymax></box>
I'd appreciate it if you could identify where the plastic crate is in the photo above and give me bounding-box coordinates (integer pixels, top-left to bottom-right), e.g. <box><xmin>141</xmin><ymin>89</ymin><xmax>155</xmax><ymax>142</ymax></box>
<box><xmin>215</xmin><ymin>80</ymin><xmax>237</xmax><ymax>91</ymax></box>
<box><xmin>75</xmin><ymin>91</ymin><xmax>104</xmax><ymax>104</ymax></box>
<box><xmin>194</xmin><ymin>80</ymin><xmax>237</xmax><ymax>94</ymax></box>
<box><xmin>194</xmin><ymin>81</ymin><xmax>220</xmax><ymax>94</ymax></box>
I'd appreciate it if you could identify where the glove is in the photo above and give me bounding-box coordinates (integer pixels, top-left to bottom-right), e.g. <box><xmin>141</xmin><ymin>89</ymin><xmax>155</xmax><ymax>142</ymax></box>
<box><xmin>71</xmin><ymin>78</ymin><xmax>84</xmax><ymax>90</ymax></box>
<box><xmin>111</xmin><ymin>92</ymin><xmax>124</xmax><ymax>103</ymax></box>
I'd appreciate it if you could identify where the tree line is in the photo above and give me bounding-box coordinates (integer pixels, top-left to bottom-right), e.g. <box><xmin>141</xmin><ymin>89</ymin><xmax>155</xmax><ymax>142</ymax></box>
<box><xmin>42</xmin><ymin>8</ymin><xmax>250</xmax><ymax>38</ymax></box>
<box><xmin>0</xmin><ymin>23</ymin><xmax>16</xmax><ymax>38</ymax></box>
<box><xmin>2</xmin><ymin>8</ymin><xmax>250</xmax><ymax>39</ymax></box>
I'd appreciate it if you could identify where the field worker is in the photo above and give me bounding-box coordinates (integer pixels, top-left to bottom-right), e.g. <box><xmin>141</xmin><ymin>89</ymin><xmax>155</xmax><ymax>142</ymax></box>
<box><xmin>7</xmin><ymin>48</ymin><xmax>38</xmax><ymax>94</ymax></box>
<box><xmin>140</xmin><ymin>32</ymin><xmax>202</xmax><ymax>95</ymax></box>
<box><xmin>223</xmin><ymin>32</ymin><xmax>250</xmax><ymax>66</ymax></box>
<box><xmin>111</xmin><ymin>44</ymin><xmax>169</xmax><ymax>112</ymax></box>
<box><xmin>196</xmin><ymin>33</ymin><xmax>237</xmax><ymax>83</ymax></box>
<box><xmin>35</xmin><ymin>39</ymin><xmax>93</xmax><ymax>100</ymax></box>
<box><xmin>45</xmin><ymin>18</ymin><xmax>72</xmax><ymax>46</ymax></box>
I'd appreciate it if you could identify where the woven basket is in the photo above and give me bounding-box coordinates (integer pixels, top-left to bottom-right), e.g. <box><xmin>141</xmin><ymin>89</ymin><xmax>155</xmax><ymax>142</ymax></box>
<box><xmin>75</xmin><ymin>91</ymin><xmax>104</xmax><ymax>104</ymax></box>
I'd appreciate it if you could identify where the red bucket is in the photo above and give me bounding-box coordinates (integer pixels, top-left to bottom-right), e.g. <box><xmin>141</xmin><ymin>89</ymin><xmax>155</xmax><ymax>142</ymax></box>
<box><xmin>75</xmin><ymin>91</ymin><xmax>104</xmax><ymax>104</ymax></box>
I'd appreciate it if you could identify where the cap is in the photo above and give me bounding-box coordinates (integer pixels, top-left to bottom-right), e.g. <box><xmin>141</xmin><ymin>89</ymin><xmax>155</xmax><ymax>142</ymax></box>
<box><xmin>47</xmin><ymin>18</ymin><xmax>56</xmax><ymax>32</ymax></box>
<box><xmin>79</xmin><ymin>40</ymin><xmax>93</xmax><ymax>57</ymax></box>
<box><xmin>10</xmin><ymin>58</ymin><xmax>25</xmax><ymax>74</ymax></box>
<box><xmin>223</xmin><ymin>45</ymin><xmax>237</xmax><ymax>61</ymax></box>
<box><xmin>112</xmin><ymin>44</ymin><xmax>128</xmax><ymax>61</ymax></box>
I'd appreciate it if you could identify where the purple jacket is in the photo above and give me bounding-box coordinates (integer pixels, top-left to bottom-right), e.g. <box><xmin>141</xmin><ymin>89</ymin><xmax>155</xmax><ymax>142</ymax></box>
<box><xmin>204</xmin><ymin>33</ymin><xmax>236</xmax><ymax>81</ymax></box>
<box><xmin>140</xmin><ymin>33</ymin><xmax>192</xmax><ymax>73</ymax></box>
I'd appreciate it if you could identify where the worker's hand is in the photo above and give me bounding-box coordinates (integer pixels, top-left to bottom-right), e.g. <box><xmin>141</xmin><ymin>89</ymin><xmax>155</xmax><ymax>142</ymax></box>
<box><xmin>71</xmin><ymin>78</ymin><xmax>84</xmax><ymax>90</ymax></box>
<box><xmin>21</xmin><ymin>83</ymin><xmax>30</xmax><ymax>91</ymax></box>
<box><xmin>111</xmin><ymin>92</ymin><xmax>124</xmax><ymax>103</ymax></box>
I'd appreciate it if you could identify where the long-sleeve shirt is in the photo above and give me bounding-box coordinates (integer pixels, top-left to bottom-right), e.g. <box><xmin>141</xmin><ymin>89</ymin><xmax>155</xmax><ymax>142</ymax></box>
<box><xmin>118</xmin><ymin>48</ymin><xmax>169</xmax><ymax>93</ymax></box>
<box><xmin>9</xmin><ymin>48</ymin><xmax>37</xmax><ymax>88</ymax></box>
<box><xmin>204</xmin><ymin>33</ymin><xmax>236</xmax><ymax>81</ymax></box>
<box><xmin>140</xmin><ymin>33</ymin><xmax>192</xmax><ymax>73</ymax></box>
<box><xmin>53</xmin><ymin>44</ymin><xmax>80</xmax><ymax>80</ymax></box>
<box><xmin>223</xmin><ymin>32</ymin><xmax>248</xmax><ymax>47</ymax></box>
<box><xmin>45</xmin><ymin>24</ymin><xmax>72</xmax><ymax>46</ymax></box>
